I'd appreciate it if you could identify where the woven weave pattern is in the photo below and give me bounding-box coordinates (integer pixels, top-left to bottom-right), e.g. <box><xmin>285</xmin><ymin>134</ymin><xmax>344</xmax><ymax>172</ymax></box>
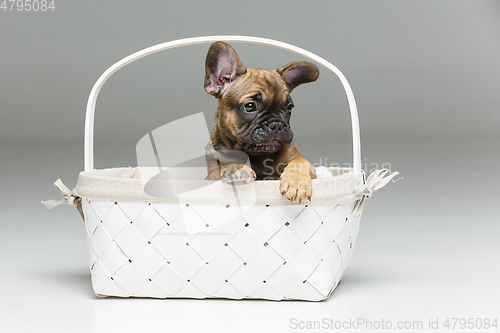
<box><xmin>82</xmin><ymin>198</ymin><xmax>362</xmax><ymax>301</ymax></box>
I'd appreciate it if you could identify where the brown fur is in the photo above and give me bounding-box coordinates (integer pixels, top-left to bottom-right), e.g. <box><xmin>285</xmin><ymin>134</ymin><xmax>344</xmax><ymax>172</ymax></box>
<box><xmin>204</xmin><ymin>42</ymin><xmax>318</xmax><ymax>203</ymax></box>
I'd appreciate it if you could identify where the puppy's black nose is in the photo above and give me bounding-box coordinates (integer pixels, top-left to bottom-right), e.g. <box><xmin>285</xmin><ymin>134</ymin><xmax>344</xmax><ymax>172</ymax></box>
<box><xmin>269</xmin><ymin>121</ymin><xmax>286</xmax><ymax>132</ymax></box>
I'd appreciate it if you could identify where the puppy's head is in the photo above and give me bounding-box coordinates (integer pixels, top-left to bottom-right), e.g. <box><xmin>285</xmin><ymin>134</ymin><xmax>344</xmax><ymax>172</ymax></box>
<box><xmin>204</xmin><ymin>41</ymin><xmax>319</xmax><ymax>155</ymax></box>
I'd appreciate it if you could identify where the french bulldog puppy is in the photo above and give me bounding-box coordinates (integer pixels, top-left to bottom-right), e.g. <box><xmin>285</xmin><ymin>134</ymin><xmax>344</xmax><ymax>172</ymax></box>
<box><xmin>204</xmin><ymin>41</ymin><xmax>319</xmax><ymax>203</ymax></box>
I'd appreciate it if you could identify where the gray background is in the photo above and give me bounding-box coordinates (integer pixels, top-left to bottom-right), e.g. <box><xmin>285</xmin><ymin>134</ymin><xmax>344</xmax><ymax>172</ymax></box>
<box><xmin>1</xmin><ymin>1</ymin><xmax>499</xmax><ymax>332</ymax></box>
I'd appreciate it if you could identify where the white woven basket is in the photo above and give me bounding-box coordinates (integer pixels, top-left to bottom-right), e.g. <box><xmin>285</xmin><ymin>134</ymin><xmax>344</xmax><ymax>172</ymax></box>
<box><xmin>45</xmin><ymin>36</ymin><xmax>398</xmax><ymax>301</ymax></box>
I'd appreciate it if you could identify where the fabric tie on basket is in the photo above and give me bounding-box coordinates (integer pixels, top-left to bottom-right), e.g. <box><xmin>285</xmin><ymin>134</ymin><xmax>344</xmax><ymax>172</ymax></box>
<box><xmin>352</xmin><ymin>169</ymin><xmax>400</xmax><ymax>217</ymax></box>
<box><xmin>42</xmin><ymin>179</ymin><xmax>84</xmax><ymax>220</ymax></box>
<box><xmin>357</xmin><ymin>169</ymin><xmax>399</xmax><ymax>198</ymax></box>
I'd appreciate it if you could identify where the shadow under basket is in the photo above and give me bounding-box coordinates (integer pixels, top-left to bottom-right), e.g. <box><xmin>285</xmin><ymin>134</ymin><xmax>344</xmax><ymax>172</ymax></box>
<box><xmin>43</xmin><ymin>36</ymin><xmax>398</xmax><ymax>301</ymax></box>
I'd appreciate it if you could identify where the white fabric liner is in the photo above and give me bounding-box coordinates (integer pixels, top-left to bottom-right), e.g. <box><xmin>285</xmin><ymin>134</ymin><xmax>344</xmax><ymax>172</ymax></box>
<box><xmin>74</xmin><ymin>167</ymin><xmax>395</xmax><ymax>206</ymax></box>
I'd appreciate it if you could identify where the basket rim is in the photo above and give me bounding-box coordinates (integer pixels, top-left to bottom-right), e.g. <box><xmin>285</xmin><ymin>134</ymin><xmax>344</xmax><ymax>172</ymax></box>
<box><xmin>75</xmin><ymin>166</ymin><xmax>365</xmax><ymax>206</ymax></box>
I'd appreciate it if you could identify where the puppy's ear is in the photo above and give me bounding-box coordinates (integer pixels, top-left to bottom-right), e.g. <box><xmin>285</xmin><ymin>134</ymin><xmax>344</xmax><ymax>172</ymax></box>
<box><xmin>277</xmin><ymin>61</ymin><xmax>319</xmax><ymax>92</ymax></box>
<box><xmin>204</xmin><ymin>42</ymin><xmax>247</xmax><ymax>97</ymax></box>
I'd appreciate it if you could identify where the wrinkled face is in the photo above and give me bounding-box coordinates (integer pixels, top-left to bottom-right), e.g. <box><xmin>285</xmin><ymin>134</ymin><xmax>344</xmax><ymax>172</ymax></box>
<box><xmin>218</xmin><ymin>68</ymin><xmax>294</xmax><ymax>155</ymax></box>
<box><xmin>205</xmin><ymin>42</ymin><xmax>319</xmax><ymax>155</ymax></box>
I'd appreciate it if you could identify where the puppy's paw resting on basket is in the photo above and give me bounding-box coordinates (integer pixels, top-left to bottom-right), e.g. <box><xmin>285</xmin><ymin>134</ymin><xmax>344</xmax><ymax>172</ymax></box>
<box><xmin>279</xmin><ymin>170</ymin><xmax>313</xmax><ymax>203</ymax></box>
<box><xmin>279</xmin><ymin>156</ymin><xmax>316</xmax><ymax>203</ymax></box>
<box><xmin>218</xmin><ymin>163</ymin><xmax>256</xmax><ymax>184</ymax></box>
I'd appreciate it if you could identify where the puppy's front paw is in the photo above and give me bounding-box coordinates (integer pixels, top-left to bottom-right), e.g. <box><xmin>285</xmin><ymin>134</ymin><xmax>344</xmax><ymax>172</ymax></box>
<box><xmin>220</xmin><ymin>163</ymin><xmax>256</xmax><ymax>184</ymax></box>
<box><xmin>279</xmin><ymin>171</ymin><xmax>312</xmax><ymax>203</ymax></box>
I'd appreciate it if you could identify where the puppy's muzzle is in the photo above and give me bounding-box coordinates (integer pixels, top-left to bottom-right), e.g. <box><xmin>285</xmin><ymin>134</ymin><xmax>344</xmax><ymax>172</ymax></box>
<box><xmin>252</xmin><ymin>120</ymin><xmax>292</xmax><ymax>144</ymax></box>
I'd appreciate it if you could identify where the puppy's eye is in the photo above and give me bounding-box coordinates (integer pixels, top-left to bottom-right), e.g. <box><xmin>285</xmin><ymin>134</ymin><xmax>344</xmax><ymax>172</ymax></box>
<box><xmin>243</xmin><ymin>102</ymin><xmax>257</xmax><ymax>112</ymax></box>
<box><xmin>286</xmin><ymin>103</ymin><xmax>294</xmax><ymax>113</ymax></box>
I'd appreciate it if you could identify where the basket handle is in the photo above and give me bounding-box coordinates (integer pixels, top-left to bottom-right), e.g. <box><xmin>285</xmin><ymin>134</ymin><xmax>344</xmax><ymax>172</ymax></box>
<box><xmin>84</xmin><ymin>36</ymin><xmax>361</xmax><ymax>174</ymax></box>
